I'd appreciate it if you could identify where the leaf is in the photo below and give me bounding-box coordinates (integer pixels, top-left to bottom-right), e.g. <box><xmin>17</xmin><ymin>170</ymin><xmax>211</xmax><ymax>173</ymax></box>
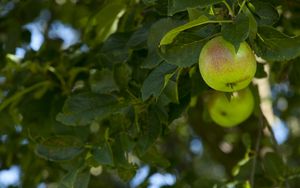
<box><xmin>89</xmin><ymin>68</ymin><xmax>119</xmax><ymax>94</ymax></box>
<box><xmin>127</xmin><ymin>27</ymin><xmax>149</xmax><ymax>49</ymax></box>
<box><xmin>119</xmin><ymin>132</ymin><xmax>136</xmax><ymax>152</ymax></box>
<box><xmin>187</xmin><ymin>7</ymin><xmax>204</xmax><ymax>21</ymax></box>
<box><xmin>263</xmin><ymin>152</ymin><xmax>285</xmax><ymax>178</ymax></box>
<box><xmin>168</xmin><ymin>0</ymin><xmax>223</xmax><ymax>16</ymax></box>
<box><xmin>139</xmin><ymin>146</ymin><xmax>170</xmax><ymax>168</ymax></box>
<box><xmin>74</xmin><ymin>171</ymin><xmax>90</xmax><ymax>188</ymax></box>
<box><xmin>111</xmin><ymin>137</ymin><xmax>131</xmax><ymax>167</ymax></box>
<box><xmin>251</xmin><ymin>1</ymin><xmax>279</xmax><ymax>26</ymax></box>
<box><xmin>35</xmin><ymin>136</ymin><xmax>84</xmax><ymax>161</ymax></box>
<box><xmin>58</xmin><ymin>170</ymin><xmax>79</xmax><ymax>188</ymax></box>
<box><xmin>141</xmin><ymin>62</ymin><xmax>177</xmax><ymax>101</ymax></box>
<box><xmin>100</xmin><ymin>32</ymin><xmax>131</xmax><ymax>64</ymax></box>
<box><xmin>142</xmin><ymin>0</ymin><xmax>157</xmax><ymax>6</ymax></box>
<box><xmin>163</xmin><ymin>80</ymin><xmax>179</xmax><ymax>103</ymax></box>
<box><xmin>83</xmin><ymin>2</ymin><xmax>126</xmax><ymax>45</ymax></box>
<box><xmin>160</xmin><ymin>15</ymin><xmax>209</xmax><ymax>46</ymax></box>
<box><xmin>222</xmin><ymin>13</ymin><xmax>250</xmax><ymax>51</ymax></box>
<box><xmin>56</xmin><ymin>92</ymin><xmax>124</xmax><ymax>126</ymax></box>
<box><xmin>117</xmin><ymin>166</ymin><xmax>137</xmax><ymax>181</ymax></box>
<box><xmin>143</xmin><ymin>18</ymin><xmax>183</xmax><ymax>68</ymax></box>
<box><xmin>114</xmin><ymin>63</ymin><xmax>132</xmax><ymax>90</ymax></box>
<box><xmin>159</xmin><ymin>39</ymin><xmax>208</xmax><ymax>67</ymax></box>
<box><xmin>137</xmin><ymin>107</ymin><xmax>162</xmax><ymax>154</ymax></box>
<box><xmin>254</xmin><ymin>26</ymin><xmax>300</xmax><ymax>61</ymax></box>
<box><xmin>93</xmin><ymin>142</ymin><xmax>114</xmax><ymax>166</ymax></box>
<box><xmin>59</xmin><ymin>169</ymin><xmax>90</xmax><ymax>188</ymax></box>
<box><xmin>242</xmin><ymin>5</ymin><xmax>257</xmax><ymax>41</ymax></box>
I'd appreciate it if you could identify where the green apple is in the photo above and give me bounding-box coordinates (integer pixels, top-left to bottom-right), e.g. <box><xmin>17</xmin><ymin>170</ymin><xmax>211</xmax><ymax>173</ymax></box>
<box><xmin>199</xmin><ymin>36</ymin><xmax>256</xmax><ymax>92</ymax></box>
<box><xmin>207</xmin><ymin>88</ymin><xmax>254</xmax><ymax>127</ymax></box>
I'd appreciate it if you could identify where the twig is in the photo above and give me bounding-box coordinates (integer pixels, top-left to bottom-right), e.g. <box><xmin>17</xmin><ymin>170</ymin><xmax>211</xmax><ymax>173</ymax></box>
<box><xmin>222</xmin><ymin>0</ymin><xmax>235</xmax><ymax>17</ymax></box>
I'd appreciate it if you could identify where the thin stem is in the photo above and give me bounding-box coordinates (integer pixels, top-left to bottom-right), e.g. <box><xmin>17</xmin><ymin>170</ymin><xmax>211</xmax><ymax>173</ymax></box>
<box><xmin>0</xmin><ymin>81</ymin><xmax>51</xmax><ymax>111</ymax></box>
<box><xmin>222</xmin><ymin>0</ymin><xmax>235</xmax><ymax>17</ymax></box>
<box><xmin>210</xmin><ymin>5</ymin><xmax>215</xmax><ymax>16</ymax></box>
<box><xmin>264</xmin><ymin>116</ymin><xmax>279</xmax><ymax>151</ymax></box>
<box><xmin>250</xmin><ymin>112</ymin><xmax>263</xmax><ymax>188</ymax></box>
<box><xmin>238</xmin><ymin>0</ymin><xmax>247</xmax><ymax>15</ymax></box>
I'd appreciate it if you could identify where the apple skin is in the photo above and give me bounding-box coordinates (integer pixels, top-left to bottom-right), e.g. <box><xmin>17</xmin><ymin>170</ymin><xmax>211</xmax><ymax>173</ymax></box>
<box><xmin>207</xmin><ymin>88</ymin><xmax>254</xmax><ymax>127</ymax></box>
<box><xmin>199</xmin><ymin>36</ymin><xmax>256</xmax><ymax>92</ymax></box>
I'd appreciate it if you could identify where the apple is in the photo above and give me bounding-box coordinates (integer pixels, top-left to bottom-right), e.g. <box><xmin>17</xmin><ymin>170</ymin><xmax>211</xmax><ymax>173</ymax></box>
<box><xmin>199</xmin><ymin>36</ymin><xmax>256</xmax><ymax>92</ymax></box>
<box><xmin>206</xmin><ymin>88</ymin><xmax>254</xmax><ymax>127</ymax></box>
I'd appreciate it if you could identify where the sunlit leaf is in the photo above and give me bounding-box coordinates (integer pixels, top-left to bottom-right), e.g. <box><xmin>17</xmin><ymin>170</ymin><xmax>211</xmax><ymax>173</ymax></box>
<box><xmin>83</xmin><ymin>2</ymin><xmax>126</xmax><ymax>45</ymax></box>
<box><xmin>160</xmin><ymin>15</ymin><xmax>209</xmax><ymax>46</ymax></box>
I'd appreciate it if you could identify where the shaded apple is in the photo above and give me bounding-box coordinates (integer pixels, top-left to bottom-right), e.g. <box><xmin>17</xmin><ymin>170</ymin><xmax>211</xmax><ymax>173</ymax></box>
<box><xmin>199</xmin><ymin>36</ymin><xmax>256</xmax><ymax>92</ymax></box>
<box><xmin>206</xmin><ymin>88</ymin><xmax>254</xmax><ymax>127</ymax></box>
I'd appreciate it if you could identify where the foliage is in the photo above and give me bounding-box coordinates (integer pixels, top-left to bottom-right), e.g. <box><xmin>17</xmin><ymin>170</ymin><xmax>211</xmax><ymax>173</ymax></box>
<box><xmin>1</xmin><ymin>0</ymin><xmax>300</xmax><ymax>187</ymax></box>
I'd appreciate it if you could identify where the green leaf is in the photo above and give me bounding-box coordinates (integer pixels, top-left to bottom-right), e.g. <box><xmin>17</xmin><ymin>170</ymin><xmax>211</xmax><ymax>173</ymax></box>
<box><xmin>127</xmin><ymin>27</ymin><xmax>149</xmax><ymax>49</ymax></box>
<box><xmin>74</xmin><ymin>171</ymin><xmax>90</xmax><ymax>188</ymax></box>
<box><xmin>119</xmin><ymin>132</ymin><xmax>136</xmax><ymax>152</ymax></box>
<box><xmin>163</xmin><ymin>80</ymin><xmax>179</xmax><ymax>103</ymax></box>
<box><xmin>142</xmin><ymin>0</ymin><xmax>157</xmax><ymax>6</ymax></box>
<box><xmin>159</xmin><ymin>39</ymin><xmax>207</xmax><ymax>67</ymax></box>
<box><xmin>56</xmin><ymin>93</ymin><xmax>124</xmax><ymax>126</ymax></box>
<box><xmin>168</xmin><ymin>0</ymin><xmax>223</xmax><ymax>16</ymax></box>
<box><xmin>160</xmin><ymin>15</ymin><xmax>209</xmax><ymax>46</ymax></box>
<box><xmin>263</xmin><ymin>152</ymin><xmax>285</xmax><ymax>178</ymax></box>
<box><xmin>254</xmin><ymin>26</ymin><xmax>300</xmax><ymax>61</ymax></box>
<box><xmin>89</xmin><ymin>69</ymin><xmax>119</xmax><ymax>94</ymax></box>
<box><xmin>111</xmin><ymin>137</ymin><xmax>131</xmax><ymax>167</ymax></box>
<box><xmin>242</xmin><ymin>5</ymin><xmax>257</xmax><ymax>41</ymax></box>
<box><xmin>100</xmin><ymin>33</ymin><xmax>131</xmax><ymax>64</ymax></box>
<box><xmin>187</xmin><ymin>7</ymin><xmax>204</xmax><ymax>21</ymax></box>
<box><xmin>139</xmin><ymin>146</ymin><xmax>170</xmax><ymax>168</ymax></box>
<box><xmin>143</xmin><ymin>18</ymin><xmax>183</xmax><ymax>68</ymax></box>
<box><xmin>251</xmin><ymin>1</ymin><xmax>279</xmax><ymax>25</ymax></box>
<box><xmin>83</xmin><ymin>2</ymin><xmax>126</xmax><ymax>45</ymax></box>
<box><xmin>35</xmin><ymin>136</ymin><xmax>84</xmax><ymax>161</ymax></box>
<box><xmin>59</xmin><ymin>169</ymin><xmax>90</xmax><ymax>188</ymax></box>
<box><xmin>93</xmin><ymin>142</ymin><xmax>114</xmax><ymax>166</ymax></box>
<box><xmin>137</xmin><ymin>107</ymin><xmax>162</xmax><ymax>154</ymax></box>
<box><xmin>222</xmin><ymin>13</ymin><xmax>250</xmax><ymax>51</ymax></box>
<box><xmin>117</xmin><ymin>166</ymin><xmax>137</xmax><ymax>181</ymax></box>
<box><xmin>58</xmin><ymin>170</ymin><xmax>79</xmax><ymax>188</ymax></box>
<box><xmin>114</xmin><ymin>63</ymin><xmax>132</xmax><ymax>90</ymax></box>
<box><xmin>141</xmin><ymin>62</ymin><xmax>176</xmax><ymax>101</ymax></box>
